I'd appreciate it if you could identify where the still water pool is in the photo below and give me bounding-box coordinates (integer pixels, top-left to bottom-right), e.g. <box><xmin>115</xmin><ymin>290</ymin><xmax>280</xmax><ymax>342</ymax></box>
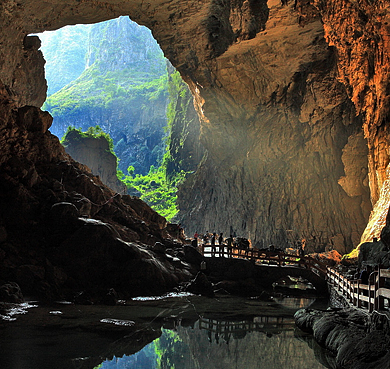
<box><xmin>0</xmin><ymin>295</ymin><xmax>334</xmax><ymax>369</ymax></box>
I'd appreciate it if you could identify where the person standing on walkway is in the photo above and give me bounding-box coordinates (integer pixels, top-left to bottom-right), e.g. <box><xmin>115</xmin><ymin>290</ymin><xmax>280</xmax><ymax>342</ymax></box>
<box><xmin>226</xmin><ymin>235</ymin><xmax>234</xmax><ymax>257</ymax></box>
<box><xmin>193</xmin><ymin>231</ymin><xmax>198</xmax><ymax>247</ymax></box>
<box><xmin>203</xmin><ymin>232</ymin><xmax>209</xmax><ymax>245</ymax></box>
<box><xmin>218</xmin><ymin>232</ymin><xmax>224</xmax><ymax>257</ymax></box>
<box><xmin>211</xmin><ymin>233</ymin><xmax>216</xmax><ymax>256</ymax></box>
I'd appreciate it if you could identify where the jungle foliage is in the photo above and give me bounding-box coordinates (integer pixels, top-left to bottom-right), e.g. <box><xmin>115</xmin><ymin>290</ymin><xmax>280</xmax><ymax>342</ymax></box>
<box><xmin>119</xmin><ymin>165</ymin><xmax>187</xmax><ymax>222</ymax></box>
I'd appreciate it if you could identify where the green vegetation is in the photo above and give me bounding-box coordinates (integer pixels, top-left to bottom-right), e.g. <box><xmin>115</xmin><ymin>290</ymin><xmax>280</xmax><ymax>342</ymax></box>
<box><xmin>155</xmin><ymin>329</ymin><xmax>188</xmax><ymax>369</ymax></box>
<box><xmin>45</xmin><ymin>18</ymin><xmax>194</xmax><ymax>221</ymax></box>
<box><xmin>44</xmin><ymin>70</ymin><xmax>168</xmax><ymax>118</ymax></box>
<box><xmin>117</xmin><ymin>71</ymin><xmax>192</xmax><ymax>221</ymax></box>
<box><xmin>43</xmin><ymin>17</ymin><xmax>168</xmax><ymax>119</ymax></box>
<box><xmin>342</xmin><ymin>247</ymin><xmax>359</xmax><ymax>261</ymax></box>
<box><xmin>119</xmin><ymin>164</ymin><xmax>187</xmax><ymax>222</ymax></box>
<box><xmin>166</xmin><ymin>71</ymin><xmax>189</xmax><ymax>130</ymax></box>
<box><xmin>61</xmin><ymin>125</ymin><xmax>186</xmax><ymax>221</ymax></box>
<box><xmin>42</xmin><ymin>17</ymin><xmax>170</xmax><ymax>175</ymax></box>
<box><xmin>61</xmin><ymin>125</ymin><xmax>115</xmax><ymax>154</ymax></box>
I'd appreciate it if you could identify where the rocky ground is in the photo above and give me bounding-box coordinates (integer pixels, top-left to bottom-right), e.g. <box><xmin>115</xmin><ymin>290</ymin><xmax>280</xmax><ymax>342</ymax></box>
<box><xmin>295</xmin><ymin>307</ymin><xmax>390</xmax><ymax>369</ymax></box>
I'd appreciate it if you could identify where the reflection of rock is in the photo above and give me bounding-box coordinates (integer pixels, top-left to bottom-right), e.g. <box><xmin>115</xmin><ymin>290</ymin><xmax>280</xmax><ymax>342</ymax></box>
<box><xmin>1</xmin><ymin>295</ymin><xmax>326</xmax><ymax>369</ymax></box>
<box><xmin>294</xmin><ymin>328</ymin><xmax>337</xmax><ymax>369</ymax></box>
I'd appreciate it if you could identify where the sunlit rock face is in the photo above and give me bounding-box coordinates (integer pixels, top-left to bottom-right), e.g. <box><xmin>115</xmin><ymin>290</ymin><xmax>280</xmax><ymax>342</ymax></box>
<box><xmin>0</xmin><ymin>0</ymin><xmax>389</xmax><ymax>254</ymax></box>
<box><xmin>315</xmin><ymin>0</ymin><xmax>390</xmax><ymax>245</ymax></box>
<box><xmin>315</xmin><ymin>0</ymin><xmax>390</xmax><ymax>204</ymax></box>
<box><xmin>61</xmin><ymin>129</ymin><xmax>127</xmax><ymax>194</ymax></box>
<box><xmin>174</xmin><ymin>1</ymin><xmax>372</xmax><ymax>253</ymax></box>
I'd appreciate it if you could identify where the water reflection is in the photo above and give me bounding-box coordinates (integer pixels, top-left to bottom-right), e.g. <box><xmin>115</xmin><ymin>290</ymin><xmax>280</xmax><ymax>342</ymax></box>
<box><xmin>98</xmin><ymin>314</ymin><xmax>330</xmax><ymax>369</ymax></box>
<box><xmin>0</xmin><ymin>296</ymin><xmax>332</xmax><ymax>369</ymax></box>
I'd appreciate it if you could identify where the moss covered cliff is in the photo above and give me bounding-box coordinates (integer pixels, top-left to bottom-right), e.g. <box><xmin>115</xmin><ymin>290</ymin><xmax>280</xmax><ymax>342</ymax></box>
<box><xmin>61</xmin><ymin>126</ymin><xmax>126</xmax><ymax>194</ymax></box>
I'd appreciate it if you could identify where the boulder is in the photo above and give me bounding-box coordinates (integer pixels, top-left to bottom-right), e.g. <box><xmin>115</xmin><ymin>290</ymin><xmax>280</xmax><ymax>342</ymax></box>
<box><xmin>294</xmin><ymin>308</ymin><xmax>390</xmax><ymax>369</ymax></box>
<box><xmin>358</xmin><ymin>240</ymin><xmax>389</xmax><ymax>268</ymax></box>
<box><xmin>0</xmin><ymin>281</ymin><xmax>24</xmax><ymax>303</ymax></box>
<box><xmin>15</xmin><ymin>264</ymin><xmax>45</xmax><ymax>293</ymax></box>
<box><xmin>152</xmin><ymin>242</ymin><xmax>166</xmax><ymax>254</ymax></box>
<box><xmin>185</xmin><ymin>272</ymin><xmax>214</xmax><ymax>297</ymax></box>
<box><xmin>309</xmin><ymin>250</ymin><xmax>342</xmax><ymax>267</ymax></box>
<box><xmin>183</xmin><ymin>245</ymin><xmax>204</xmax><ymax>265</ymax></box>
<box><xmin>49</xmin><ymin>202</ymin><xmax>79</xmax><ymax>225</ymax></box>
<box><xmin>380</xmin><ymin>208</ymin><xmax>390</xmax><ymax>249</ymax></box>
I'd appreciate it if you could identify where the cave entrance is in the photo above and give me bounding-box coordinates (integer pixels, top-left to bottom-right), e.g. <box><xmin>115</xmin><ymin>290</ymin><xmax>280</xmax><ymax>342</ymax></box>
<box><xmin>38</xmin><ymin>16</ymin><xmax>169</xmax><ymax>177</ymax></box>
<box><xmin>36</xmin><ymin>16</ymin><xmax>190</xmax><ymax>221</ymax></box>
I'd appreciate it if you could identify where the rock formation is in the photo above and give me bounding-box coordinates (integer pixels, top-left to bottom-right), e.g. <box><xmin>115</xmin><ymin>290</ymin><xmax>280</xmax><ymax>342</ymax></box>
<box><xmin>61</xmin><ymin>128</ymin><xmax>126</xmax><ymax>194</ymax></box>
<box><xmin>0</xmin><ymin>0</ymin><xmax>390</xmax><ymax>294</ymax></box>
<box><xmin>0</xmin><ymin>80</ymin><xmax>194</xmax><ymax>301</ymax></box>
<box><xmin>295</xmin><ymin>307</ymin><xmax>390</xmax><ymax>369</ymax></box>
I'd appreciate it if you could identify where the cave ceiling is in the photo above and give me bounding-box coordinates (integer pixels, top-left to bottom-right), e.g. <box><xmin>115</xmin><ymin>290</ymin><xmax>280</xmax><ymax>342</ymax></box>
<box><xmin>1</xmin><ymin>0</ymin><xmax>390</xmax><ymax>251</ymax></box>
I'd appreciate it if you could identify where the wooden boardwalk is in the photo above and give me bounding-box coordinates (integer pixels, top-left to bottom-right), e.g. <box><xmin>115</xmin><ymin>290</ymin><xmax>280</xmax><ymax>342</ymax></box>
<box><xmin>199</xmin><ymin>244</ymin><xmax>327</xmax><ymax>278</ymax></box>
<box><xmin>199</xmin><ymin>243</ymin><xmax>390</xmax><ymax>313</ymax></box>
<box><xmin>327</xmin><ymin>267</ymin><xmax>390</xmax><ymax>313</ymax></box>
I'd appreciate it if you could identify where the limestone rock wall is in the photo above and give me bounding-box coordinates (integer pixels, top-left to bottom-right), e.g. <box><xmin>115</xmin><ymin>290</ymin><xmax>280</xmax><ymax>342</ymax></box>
<box><xmin>0</xmin><ymin>0</ymin><xmax>389</xmax><ymax>253</ymax></box>
<box><xmin>313</xmin><ymin>0</ymin><xmax>390</xmax><ymax>243</ymax></box>
<box><xmin>176</xmin><ymin>1</ymin><xmax>371</xmax><ymax>252</ymax></box>
<box><xmin>62</xmin><ymin>130</ymin><xmax>127</xmax><ymax>194</ymax></box>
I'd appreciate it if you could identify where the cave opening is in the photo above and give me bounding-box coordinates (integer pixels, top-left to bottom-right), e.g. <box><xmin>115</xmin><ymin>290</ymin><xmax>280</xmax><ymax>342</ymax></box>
<box><xmin>36</xmin><ymin>16</ymin><xmax>194</xmax><ymax>222</ymax></box>
<box><xmin>38</xmin><ymin>16</ymin><xmax>169</xmax><ymax>176</ymax></box>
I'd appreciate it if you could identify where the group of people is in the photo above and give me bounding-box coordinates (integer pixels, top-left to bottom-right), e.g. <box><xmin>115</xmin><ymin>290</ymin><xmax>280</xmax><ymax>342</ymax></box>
<box><xmin>194</xmin><ymin>231</ymin><xmax>224</xmax><ymax>246</ymax></box>
<box><xmin>192</xmin><ymin>231</ymin><xmax>244</xmax><ymax>257</ymax></box>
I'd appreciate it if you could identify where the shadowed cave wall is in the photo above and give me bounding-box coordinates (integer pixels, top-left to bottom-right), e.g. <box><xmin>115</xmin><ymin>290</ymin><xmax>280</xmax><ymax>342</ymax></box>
<box><xmin>1</xmin><ymin>0</ymin><xmax>389</xmax><ymax>254</ymax></box>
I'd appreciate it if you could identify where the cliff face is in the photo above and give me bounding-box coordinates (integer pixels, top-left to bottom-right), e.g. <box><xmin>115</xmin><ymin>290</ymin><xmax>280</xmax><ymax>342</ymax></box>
<box><xmin>313</xmin><ymin>0</ymin><xmax>390</xmax><ymax>246</ymax></box>
<box><xmin>0</xmin><ymin>0</ymin><xmax>389</xmax><ymax>253</ymax></box>
<box><xmin>174</xmin><ymin>1</ymin><xmax>372</xmax><ymax>252</ymax></box>
<box><xmin>62</xmin><ymin>129</ymin><xmax>126</xmax><ymax>194</ymax></box>
<box><xmin>165</xmin><ymin>67</ymin><xmax>204</xmax><ymax>180</ymax></box>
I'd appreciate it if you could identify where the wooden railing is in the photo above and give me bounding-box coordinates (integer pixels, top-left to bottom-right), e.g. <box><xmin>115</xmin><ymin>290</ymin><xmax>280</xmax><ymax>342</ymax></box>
<box><xmin>327</xmin><ymin>267</ymin><xmax>390</xmax><ymax>312</ymax></box>
<box><xmin>199</xmin><ymin>243</ymin><xmax>390</xmax><ymax>313</ymax></box>
<box><xmin>198</xmin><ymin>244</ymin><xmax>327</xmax><ymax>277</ymax></box>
